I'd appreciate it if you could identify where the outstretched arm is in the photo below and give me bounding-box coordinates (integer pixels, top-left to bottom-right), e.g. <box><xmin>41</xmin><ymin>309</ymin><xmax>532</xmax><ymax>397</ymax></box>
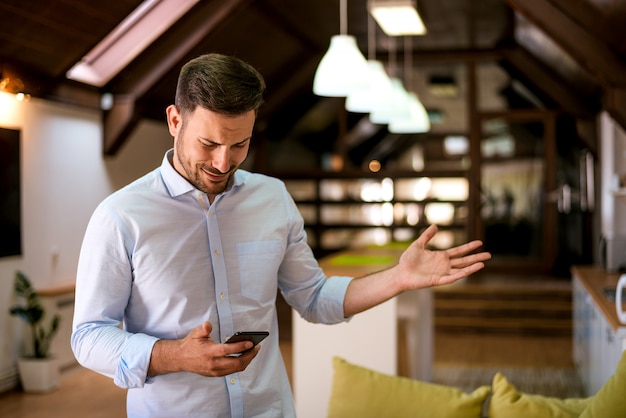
<box><xmin>343</xmin><ymin>224</ymin><xmax>491</xmax><ymax>317</ymax></box>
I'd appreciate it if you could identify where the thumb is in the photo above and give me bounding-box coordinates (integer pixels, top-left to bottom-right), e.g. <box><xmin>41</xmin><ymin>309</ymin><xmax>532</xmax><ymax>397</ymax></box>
<box><xmin>190</xmin><ymin>321</ymin><xmax>212</xmax><ymax>339</ymax></box>
<box><xmin>201</xmin><ymin>321</ymin><xmax>213</xmax><ymax>336</ymax></box>
<box><xmin>415</xmin><ymin>224</ymin><xmax>438</xmax><ymax>247</ymax></box>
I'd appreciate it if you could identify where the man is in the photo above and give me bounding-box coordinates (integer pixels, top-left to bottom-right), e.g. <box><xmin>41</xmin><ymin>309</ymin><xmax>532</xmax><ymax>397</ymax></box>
<box><xmin>72</xmin><ymin>53</ymin><xmax>490</xmax><ymax>417</ymax></box>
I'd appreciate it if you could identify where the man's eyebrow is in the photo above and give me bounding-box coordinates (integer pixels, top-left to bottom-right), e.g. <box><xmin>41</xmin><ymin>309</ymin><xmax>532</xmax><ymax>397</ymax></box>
<box><xmin>197</xmin><ymin>136</ymin><xmax>251</xmax><ymax>145</ymax></box>
<box><xmin>198</xmin><ymin>136</ymin><xmax>218</xmax><ymax>145</ymax></box>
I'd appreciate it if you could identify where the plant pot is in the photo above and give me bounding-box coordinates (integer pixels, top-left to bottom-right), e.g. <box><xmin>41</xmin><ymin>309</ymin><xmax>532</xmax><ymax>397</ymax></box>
<box><xmin>17</xmin><ymin>357</ymin><xmax>59</xmax><ymax>393</ymax></box>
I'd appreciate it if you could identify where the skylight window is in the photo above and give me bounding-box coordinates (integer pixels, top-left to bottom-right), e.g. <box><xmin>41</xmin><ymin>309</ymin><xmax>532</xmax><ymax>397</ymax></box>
<box><xmin>66</xmin><ymin>0</ymin><xmax>199</xmax><ymax>87</ymax></box>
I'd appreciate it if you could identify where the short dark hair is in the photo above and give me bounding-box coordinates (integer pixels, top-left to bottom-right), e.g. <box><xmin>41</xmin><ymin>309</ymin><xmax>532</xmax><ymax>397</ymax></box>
<box><xmin>174</xmin><ymin>53</ymin><xmax>266</xmax><ymax>117</ymax></box>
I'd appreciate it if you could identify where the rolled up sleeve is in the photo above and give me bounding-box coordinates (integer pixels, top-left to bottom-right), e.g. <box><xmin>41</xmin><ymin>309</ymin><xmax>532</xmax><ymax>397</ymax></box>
<box><xmin>114</xmin><ymin>333</ymin><xmax>160</xmax><ymax>388</ymax></box>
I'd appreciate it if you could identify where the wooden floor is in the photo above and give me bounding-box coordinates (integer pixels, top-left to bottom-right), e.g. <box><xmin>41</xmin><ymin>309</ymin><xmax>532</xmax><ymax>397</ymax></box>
<box><xmin>0</xmin><ymin>275</ymin><xmax>575</xmax><ymax>417</ymax></box>
<box><xmin>0</xmin><ymin>367</ymin><xmax>127</xmax><ymax>418</ymax></box>
<box><xmin>434</xmin><ymin>333</ymin><xmax>573</xmax><ymax>368</ymax></box>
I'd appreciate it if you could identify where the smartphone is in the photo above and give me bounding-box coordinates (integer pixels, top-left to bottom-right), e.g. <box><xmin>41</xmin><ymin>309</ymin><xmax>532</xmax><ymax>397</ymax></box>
<box><xmin>225</xmin><ymin>331</ymin><xmax>269</xmax><ymax>355</ymax></box>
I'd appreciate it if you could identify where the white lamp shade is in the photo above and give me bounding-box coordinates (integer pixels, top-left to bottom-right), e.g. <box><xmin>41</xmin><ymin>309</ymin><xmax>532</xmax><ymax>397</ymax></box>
<box><xmin>369</xmin><ymin>78</ymin><xmax>411</xmax><ymax>124</ymax></box>
<box><xmin>313</xmin><ymin>35</ymin><xmax>370</xmax><ymax>97</ymax></box>
<box><xmin>346</xmin><ymin>60</ymin><xmax>393</xmax><ymax>113</ymax></box>
<box><xmin>389</xmin><ymin>92</ymin><xmax>431</xmax><ymax>133</ymax></box>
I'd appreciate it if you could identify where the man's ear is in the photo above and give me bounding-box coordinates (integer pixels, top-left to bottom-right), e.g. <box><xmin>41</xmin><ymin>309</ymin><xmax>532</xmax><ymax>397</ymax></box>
<box><xmin>166</xmin><ymin>105</ymin><xmax>182</xmax><ymax>137</ymax></box>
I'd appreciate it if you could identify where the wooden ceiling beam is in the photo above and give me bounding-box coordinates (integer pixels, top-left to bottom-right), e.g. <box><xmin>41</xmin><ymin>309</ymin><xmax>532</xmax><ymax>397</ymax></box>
<box><xmin>102</xmin><ymin>95</ymin><xmax>141</xmax><ymax>156</ymax></box>
<box><xmin>547</xmin><ymin>0</ymin><xmax>626</xmax><ymax>56</ymax></box>
<box><xmin>507</xmin><ymin>0</ymin><xmax>626</xmax><ymax>89</ymax></box>
<box><xmin>502</xmin><ymin>46</ymin><xmax>599</xmax><ymax>117</ymax></box>
<box><xmin>102</xmin><ymin>0</ymin><xmax>254</xmax><ymax>155</ymax></box>
<box><xmin>507</xmin><ymin>0</ymin><xmax>626</xmax><ymax>132</ymax></box>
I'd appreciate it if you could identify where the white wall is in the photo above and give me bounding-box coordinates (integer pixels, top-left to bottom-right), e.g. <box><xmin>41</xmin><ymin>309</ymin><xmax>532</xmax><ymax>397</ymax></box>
<box><xmin>600</xmin><ymin>111</ymin><xmax>626</xmax><ymax>238</ymax></box>
<box><xmin>0</xmin><ymin>93</ymin><xmax>172</xmax><ymax>385</ymax></box>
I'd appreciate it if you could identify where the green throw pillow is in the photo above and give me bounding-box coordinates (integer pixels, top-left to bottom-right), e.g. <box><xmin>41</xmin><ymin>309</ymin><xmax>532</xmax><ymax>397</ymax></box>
<box><xmin>327</xmin><ymin>357</ymin><xmax>490</xmax><ymax>418</ymax></box>
<box><xmin>579</xmin><ymin>350</ymin><xmax>626</xmax><ymax>418</ymax></box>
<box><xmin>489</xmin><ymin>372</ymin><xmax>591</xmax><ymax>418</ymax></box>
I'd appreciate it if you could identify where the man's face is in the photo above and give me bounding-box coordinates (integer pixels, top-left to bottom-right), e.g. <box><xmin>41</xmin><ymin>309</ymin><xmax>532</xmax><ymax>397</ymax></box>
<box><xmin>167</xmin><ymin>105</ymin><xmax>255</xmax><ymax>201</ymax></box>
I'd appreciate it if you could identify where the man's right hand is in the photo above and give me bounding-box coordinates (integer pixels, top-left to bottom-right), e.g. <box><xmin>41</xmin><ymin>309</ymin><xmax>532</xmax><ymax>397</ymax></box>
<box><xmin>147</xmin><ymin>321</ymin><xmax>261</xmax><ymax>377</ymax></box>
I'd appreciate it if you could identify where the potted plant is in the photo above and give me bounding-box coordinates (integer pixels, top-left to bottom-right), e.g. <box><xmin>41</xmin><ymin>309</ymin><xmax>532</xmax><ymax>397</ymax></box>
<box><xmin>9</xmin><ymin>270</ymin><xmax>61</xmax><ymax>392</ymax></box>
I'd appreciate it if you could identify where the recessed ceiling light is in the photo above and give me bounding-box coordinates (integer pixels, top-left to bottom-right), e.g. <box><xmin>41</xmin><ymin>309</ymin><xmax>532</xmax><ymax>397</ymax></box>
<box><xmin>369</xmin><ymin>0</ymin><xmax>427</xmax><ymax>36</ymax></box>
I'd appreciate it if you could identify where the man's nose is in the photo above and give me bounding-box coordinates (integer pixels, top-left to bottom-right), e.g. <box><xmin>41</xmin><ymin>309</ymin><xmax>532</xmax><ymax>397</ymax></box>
<box><xmin>213</xmin><ymin>147</ymin><xmax>230</xmax><ymax>173</ymax></box>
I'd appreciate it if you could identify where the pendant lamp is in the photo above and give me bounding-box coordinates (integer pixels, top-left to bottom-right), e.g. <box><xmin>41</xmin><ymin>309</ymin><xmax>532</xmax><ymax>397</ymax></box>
<box><xmin>369</xmin><ymin>77</ymin><xmax>411</xmax><ymax>124</ymax></box>
<box><xmin>346</xmin><ymin>60</ymin><xmax>393</xmax><ymax>113</ymax></box>
<box><xmin>346</xmin><ymin>11</ymin><xmax>393</xmax><ymax>112</ymax></box>
<box><xmin>369</xmin><ymin>36</ymin><xmax>410</xmax><ymax>124</ymax></box>
<box><xmin>389</xmin><ymin>36</ymin><xmax>430</xmax><ymax>133</ymax></box>
<box><xmin>389</xmin><ymin>92</ymin><xmax>430</xmax><ymax>133</ymax></box>
<box><xmin>313</xmin><ymin>0</ymin><xmax>369</xmax><ymax>97</ymax></box>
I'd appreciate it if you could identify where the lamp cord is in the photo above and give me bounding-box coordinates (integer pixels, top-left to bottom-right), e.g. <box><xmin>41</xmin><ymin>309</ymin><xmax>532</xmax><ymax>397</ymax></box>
<box><xmin>340</xmin><ymin>0</ymin><xmax>347</xmax><ymax>35</ymax></box>
<box><xmin>404</xmin><ymin>36</ymin><xmax>413</xmax><ymax>91</ymax></box>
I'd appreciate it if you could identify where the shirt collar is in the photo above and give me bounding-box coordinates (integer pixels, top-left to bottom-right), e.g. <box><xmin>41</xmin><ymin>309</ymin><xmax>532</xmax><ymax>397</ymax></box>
<box><xmin>160</xmin><ymin>149</ymin><xmax>247</xmax><ymax>197</ymax></box>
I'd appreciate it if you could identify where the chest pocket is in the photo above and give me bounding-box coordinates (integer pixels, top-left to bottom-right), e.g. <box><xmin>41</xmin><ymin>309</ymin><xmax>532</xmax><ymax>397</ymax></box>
<box><xmin>237</xmin><ymin>240</ymin><xmax>283</xmax><ymax>302</ymax></box>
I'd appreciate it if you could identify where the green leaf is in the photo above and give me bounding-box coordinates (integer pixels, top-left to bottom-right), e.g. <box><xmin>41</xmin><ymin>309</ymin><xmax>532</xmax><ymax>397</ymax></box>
<box><xmin>8</xmin><ymin>270</ymin><xmax>61</xmax><ymax>358</ymax></box>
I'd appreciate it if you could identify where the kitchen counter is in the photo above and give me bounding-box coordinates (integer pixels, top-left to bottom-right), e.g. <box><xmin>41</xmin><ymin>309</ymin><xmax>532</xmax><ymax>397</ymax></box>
<box><xmin>571</xmin><ymin>265</ymin><xmax>626</xmax><ymax>395</ymax></box>
<box><xmin>571</xmin><ymin>265</ymin><xmax>625</xmax><ymax>332</ymax></box>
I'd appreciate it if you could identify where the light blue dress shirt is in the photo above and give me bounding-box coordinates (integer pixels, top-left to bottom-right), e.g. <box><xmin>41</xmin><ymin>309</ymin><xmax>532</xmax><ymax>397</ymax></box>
<box><xmin>72</xmin><ymin>150</ymin><xmax>353</xmax><ymax>418</ymax></box>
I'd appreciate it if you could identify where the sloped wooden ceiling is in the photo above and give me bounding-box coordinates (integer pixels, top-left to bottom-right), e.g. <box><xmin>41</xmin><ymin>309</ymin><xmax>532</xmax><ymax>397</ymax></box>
<box><xmin>507</xmin><ymin>0</ymin><xmax>626</xmax><ymax>129</ymax></box>
<box><xmin>0</xmin><ymin>0</ymin><xmax>624</xmax><ymax>160</ymax></box>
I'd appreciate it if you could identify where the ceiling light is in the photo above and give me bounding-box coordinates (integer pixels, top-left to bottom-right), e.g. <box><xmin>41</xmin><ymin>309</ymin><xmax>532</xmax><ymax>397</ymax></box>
<box><xmin>389</xmin><ymin>92</ymin><xmax>430</xmax><ymax>133</ymax></box>
<box><xmin>313</xmin><ymin>0</ymin><xmax>369</xmax><ymax>96</ymax></box>
<box><xmin>369</xmin><ymin>0</ymin><xmax>426</xmax><ymax>36</ymax></box>
<box><xmin>66</xmin><ymin>0</ymin><xmax>199</xmax><ymax>87</ymax></box>
<box><xmin>389</xmin><ymin>35</ymin><xmax>429</xmax><ymax>133</ymax></box>
<box><xmin>0</xmin><ymin>71</ymin><xmax>30</xmax><ymax>101</ymax></box>
<box><xmin>369</xmin><ymin>78</ymin><xmax>411</xmax><ymax>124</ymax></box>
<box><xmin>313</xmin><ymin>36</ymin><xmax>369</xmax><ymax>97</ymax></box>
<box><xmin>346</xmin><ymin>61</ymin><xmax>393</xmax><ymax>112</ymax></box>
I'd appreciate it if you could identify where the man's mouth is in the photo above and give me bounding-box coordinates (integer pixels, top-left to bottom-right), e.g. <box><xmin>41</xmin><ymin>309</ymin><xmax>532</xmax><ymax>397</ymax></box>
<box><xmin>201</xmin><ymin>167</ymin><xmax>228</xmax><ymax>182</ymax></box>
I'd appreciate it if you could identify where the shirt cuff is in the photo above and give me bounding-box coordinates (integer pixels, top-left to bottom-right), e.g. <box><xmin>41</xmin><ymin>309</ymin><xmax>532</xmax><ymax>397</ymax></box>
<box><xmin>320</xmin><ymin>275</ymin><xmax>354</xmax><ymax>323</ymax></box>
<box><xmin>113</xmin><ymin>333</ymin><xmax>159</xmax><ymax>389</ymax></box>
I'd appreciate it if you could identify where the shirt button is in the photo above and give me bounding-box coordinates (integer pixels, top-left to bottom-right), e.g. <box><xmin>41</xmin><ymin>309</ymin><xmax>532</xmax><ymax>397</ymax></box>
<box><xmin>209</xmin><ymin>211</ymin><xmax>213</xmax><ymax>217</ymax></box>
<box><xmin>214</xmin><ymin>250</ymin><xmax>220</xmax><ymax>257</ymax></box>
<box><xmin>220</xmin><ymin>293</ymin><xmax>225</xmax><ymax>301</ymax></box>
<box><xmin>230</xmin><ymin>378</ymin><xmax>236</xmax><ymax>385</ymax></box>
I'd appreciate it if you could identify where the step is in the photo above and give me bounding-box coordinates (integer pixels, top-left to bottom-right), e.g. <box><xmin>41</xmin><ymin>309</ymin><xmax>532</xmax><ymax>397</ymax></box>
<box><xmin>433</xmin><ymin>280</ymin><xmax>573</xmax><ymax>335</ymax></box>
<box><xmin>435</xmin><ymin>299</ymin><xmax>571</xmax><ymax>312</ymax></box>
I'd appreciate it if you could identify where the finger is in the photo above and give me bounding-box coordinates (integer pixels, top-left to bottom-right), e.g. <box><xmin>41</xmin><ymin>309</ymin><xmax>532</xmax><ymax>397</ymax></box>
<box><xmin>453</xmin><ymin>262</ymin><xmax>486</xmax><ymax>281</ymax></box>
<box><xmin>446</xmin><ymin>240</ymin><xmax>485</xmax><ymax>258</ymax></box>
<box><xmin>188</xmin><ymin>322</ymin><xmax>211</xmax><ymax>339</ymax></box>
<box><xmin>450</xmin><ymin>251</ymin><xmax>492</xmax><ymax>268</ymax></box>
<box><xmin>218</xmin><ymin>344</ymin><xmax>260</xmax><ymax>374</ymax></box>
<box><xmin>436</xmin><ymin>262</ymin><xmax>486</xmax><ymax>285</ymax></box>
<box><xmin>223</xmin><ymin>341</ymin><xmax>254</xmax><ymax>357</ymax></box>
<box><xmin>415</xmin><ymin>224</ymin><xmax>438</xmax><ymax>247</ymax></box>
<box><xmin>237</xmin><ymin>344</ymin><xmax>261</xmax><ymax>363</ymax></box>
<box><xmin>193</xmin><ymin>321</ymin><xmax>212</xmax><ymax>340</ymax></box>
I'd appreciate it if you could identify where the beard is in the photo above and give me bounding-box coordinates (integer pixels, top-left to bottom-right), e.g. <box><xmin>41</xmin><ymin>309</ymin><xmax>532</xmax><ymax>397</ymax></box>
<box><xmin>175</xmin><ymin>129</ymin><xmax>236</xmax><ymax>197</ymax></box>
